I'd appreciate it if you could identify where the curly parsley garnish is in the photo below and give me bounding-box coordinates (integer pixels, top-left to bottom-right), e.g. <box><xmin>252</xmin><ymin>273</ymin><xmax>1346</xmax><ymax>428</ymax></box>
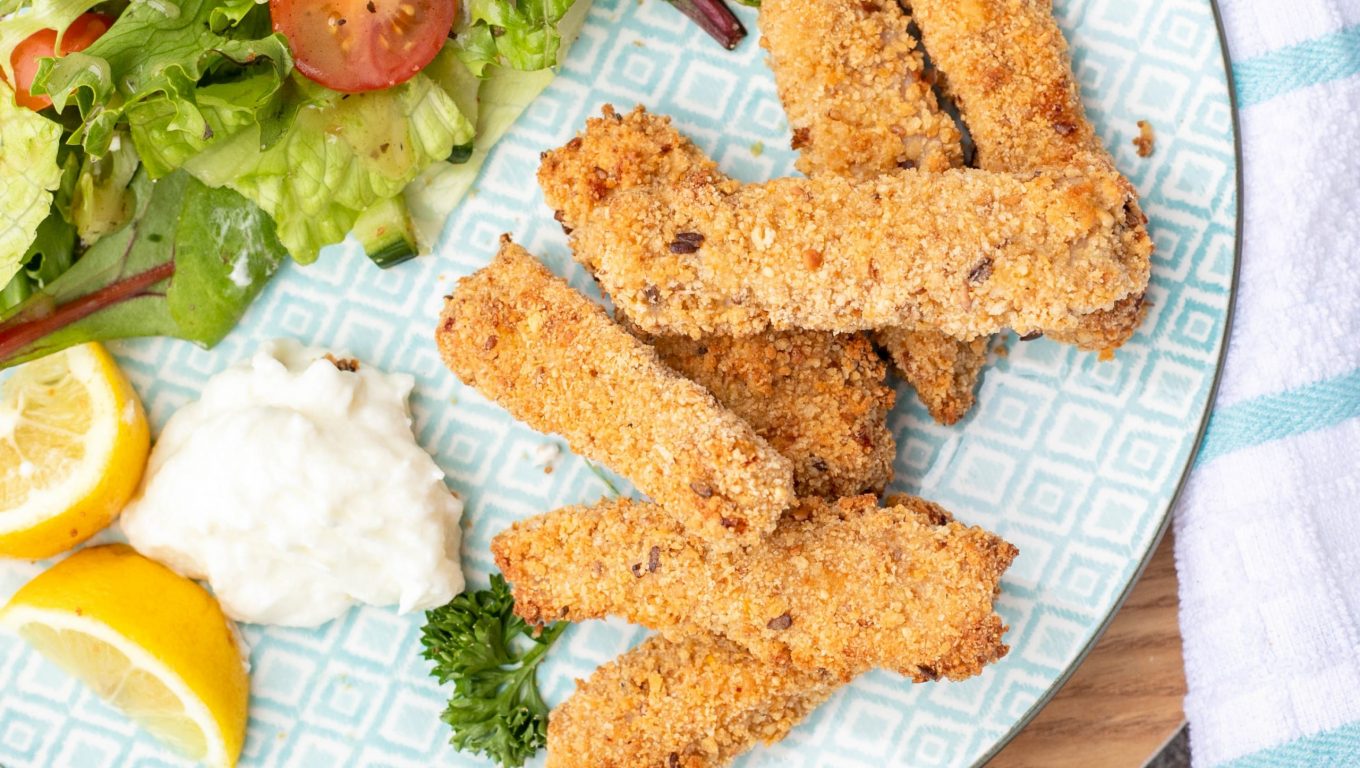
<box><xmin>420</xmin><ymin>575</ymin><xmax>566</xmax><ymax>767</ymax></box>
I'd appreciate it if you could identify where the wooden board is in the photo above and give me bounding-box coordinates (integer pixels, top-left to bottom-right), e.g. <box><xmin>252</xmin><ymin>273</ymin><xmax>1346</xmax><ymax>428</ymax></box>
<box><xmin>987</xmin><ymin>532</ymin><xmax>1186</xmax><ymax>767</ymax></box>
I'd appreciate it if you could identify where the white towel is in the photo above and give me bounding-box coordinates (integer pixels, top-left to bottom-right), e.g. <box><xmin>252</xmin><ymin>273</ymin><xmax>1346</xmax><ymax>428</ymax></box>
<box><xmin>1173</xmin><ymin>0</ymin><xmax>1360</xmax><ymax>765</ymax></box>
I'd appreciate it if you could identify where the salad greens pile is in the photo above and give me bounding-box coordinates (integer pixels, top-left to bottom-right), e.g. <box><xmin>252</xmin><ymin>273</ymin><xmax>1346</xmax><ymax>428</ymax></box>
<box><xmin>0</xmin><ymin>0</ymin><xmax>591</xmax><ymax>369</ymax></box>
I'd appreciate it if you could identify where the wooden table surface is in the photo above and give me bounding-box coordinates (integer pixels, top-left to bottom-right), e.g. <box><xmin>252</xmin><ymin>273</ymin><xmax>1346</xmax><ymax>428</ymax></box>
<box><xmin>987</xmin><ymin>532</ymin><xmax>1186</xmax><ymax>768</ymax></box>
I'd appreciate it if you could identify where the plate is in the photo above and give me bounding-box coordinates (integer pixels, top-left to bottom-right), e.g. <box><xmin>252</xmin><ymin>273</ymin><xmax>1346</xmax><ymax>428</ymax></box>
<box><xmin>0</xmin><ymin>0</ymin><xmax>1239</xmax><ymax>765</ymax></box>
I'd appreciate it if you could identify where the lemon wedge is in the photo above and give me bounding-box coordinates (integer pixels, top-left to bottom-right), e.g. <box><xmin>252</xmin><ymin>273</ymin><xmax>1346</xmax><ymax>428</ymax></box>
<box><xmin>0</xmin><ymin>544</ymin><xmax>249</xmax><ymax>767</ymax></box>
<box><xmin>0</xmin><ymin>342</ymin><xmax>149</xmax><ymax>558</ymax></box>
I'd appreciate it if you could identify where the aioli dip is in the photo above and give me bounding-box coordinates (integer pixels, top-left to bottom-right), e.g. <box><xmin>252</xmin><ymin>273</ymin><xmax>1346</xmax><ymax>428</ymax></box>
<box><xmin>121</xmin><ymin>339</ymin><xmax>464</xmax><ymax>627</ymax></box>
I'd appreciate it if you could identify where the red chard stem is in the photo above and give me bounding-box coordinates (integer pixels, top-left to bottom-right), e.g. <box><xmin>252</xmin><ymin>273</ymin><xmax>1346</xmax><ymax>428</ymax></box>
<box><xmin>666</xmin><ymin>0</ymin><xmax>748</xmax><ymax>49</ymax></box>
<box><xmin>0</xmin><ymin>262</ymin><xmax>176</xmax><ymax>363</ymax></box>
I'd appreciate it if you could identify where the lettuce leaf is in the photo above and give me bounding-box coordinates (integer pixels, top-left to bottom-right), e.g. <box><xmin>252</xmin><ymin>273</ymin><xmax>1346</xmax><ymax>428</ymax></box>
<box><xmin>406</xmin><ymin>65</ymin><xmax>556</xmax><ymax>251</ymax></box>
<box><xmin>30</xmin><ymin>0</ymin><xmax>292</xmax><ymax>157</ymax></box>
<box><xmin>0</xmin><ymin>169</ymin><xmax>286</xmax><ymax>368</ymax></box>
<box><xmin>409</xmin><ymin>1</ymin><xmax>591</xmax><ymax>250</ymax></box>
<box><xmin>71</xmin><ymin>131</ymin><xmax>139</xmax><ymax>242</ymax></box>
<box><xmin>0</xmin><ymin>81</ymin><xmax>63</xmax><ymax>287</ymax></box>
<box><xmin>124</xmin><ymin>71</ymin><xmax>289</xmax><ymax>179</ymax></box>
<box><xmin>182</xmin><ymin>73</ymin><xmax>475</xmax><ymax>263</ymax></box>
<box><xmin>0</xmin><ymin>0</ymin><xmax>102</xmax><ymax>83</ymax></box>
<box><xmin>455</xmin><ymin>0</ymin><xmax>580</xmax><ymax>75</ymax></box>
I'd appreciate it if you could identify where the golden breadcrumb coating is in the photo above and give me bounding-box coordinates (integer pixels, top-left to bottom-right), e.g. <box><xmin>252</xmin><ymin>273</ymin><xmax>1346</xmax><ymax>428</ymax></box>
<box><xmin>542</xmin><ymin>495</ymin><xmax>983</xmax><ymax>767</ymax></box>
<box><xmin>539</xmin><ymin>105</ymin><xmax>897</xmax><ymax>497</ymax></box>
<box><xmin>571</xmin><ymin>165</ymin><xmax>1151</xmax><ymax>340</ymax></box>
<box><xmin>911</xmin><ymin>0</ymin><xmax>1103</xmax><ymax>170</ymax></box>
<box><xmin>759</xmin><ymin>0</ymin><xmax>987</xmax><ymax>425</ymax></box>
<box><xmin>910</xmin><ymin>0</ymin><xmax>1152</xmax><ymax>352</ymax></box>
<box><xmin>493</xmin><ymin>494</ymin><xmax>1017</xmax><ymax>680</ymax></box>
<box><xmin>637</xmin><ymin>327</ymin><xmax>896</xmax><ymax>498</ymax></box>
<box><xmin>877</xmin><ymin>328</ymin><xmax>991</xmax><ymax>425</ymax></box>
<box><xmin>437</xmin><ymin>238</ymin><xmax>795</xmax><ymax>549</ymax></box>
<box><xmin>538</xmin><ymin>105</ymin><xmax>720</xmax><ymax>235</ymax></box>
<box><xmin>1134</xmin><ymin>119</ymin><xmax>1156</xmax><ymax>158</ymax></box>
<box><xmin>759</xmin><ymin>0</ymin><xmax>962</xmax><ymax>177</ymax></box>
<box><xmin>547</xmin><ymin>634</ymin><xmax>841</xmax><ymax>768</ymax></box>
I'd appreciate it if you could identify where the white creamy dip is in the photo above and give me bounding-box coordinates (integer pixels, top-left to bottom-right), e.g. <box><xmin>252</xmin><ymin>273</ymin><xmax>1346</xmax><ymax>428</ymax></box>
<box><xmin>121</xmin><ymin>339</ymin><xmax>464</xmax><ymax>627</ymax></box>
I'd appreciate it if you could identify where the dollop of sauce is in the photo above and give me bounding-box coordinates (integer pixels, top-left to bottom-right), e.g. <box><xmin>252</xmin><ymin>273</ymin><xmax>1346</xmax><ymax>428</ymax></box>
<box><xmin>121</xmin><ymin>339</ymin><xmax>464</xmax><ymax>627</ymax></box>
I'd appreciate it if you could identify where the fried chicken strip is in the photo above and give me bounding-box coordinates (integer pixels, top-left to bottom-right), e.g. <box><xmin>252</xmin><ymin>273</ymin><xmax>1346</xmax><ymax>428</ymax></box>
<box><xmin>547</xmin><ymin>634</ymin><xmax>840</xmax><ymax>768</ymax></box>
<box><xmin>759</xmin><ymin>0</ymin><xmax>962</xmax><ymax>177</ymax></box>
<box><xmin>572</xmin><ymin>166</ymin><xmax>1151</xmax><ymax>340</ymax></box>
<box><xmin>761</xmin><ymin>0</ymin><xmax>988</xmax><ymax>424</ymax></box>
<box><xmin>436</xmin><ymin>238</ymin><xmax>794</xmax><ymax>549</ymax></box>
<box><xmin>493</xmin><ymin>494</ymin><xmax>1017</xmax><ymax>680</ymax></box>
<box><xmin>539</xmin><ymin>106</ymin><xmax>896</xmax><ymax>497</ymax></box>
<box><xmin>910</xmin><ymin>0</ymin><xmax>1151</xmax><ymax>353</ymax></box>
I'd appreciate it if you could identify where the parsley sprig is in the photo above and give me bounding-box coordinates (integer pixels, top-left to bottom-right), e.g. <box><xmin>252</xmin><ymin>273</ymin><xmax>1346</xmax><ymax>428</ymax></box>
<box><xmin>420</xmin><ymin>575</ymin><xmax>566</xmax><ymax>767</ymax></box>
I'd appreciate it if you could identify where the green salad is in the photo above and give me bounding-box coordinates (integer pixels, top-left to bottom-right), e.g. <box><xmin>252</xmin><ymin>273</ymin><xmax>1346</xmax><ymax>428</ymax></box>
<box><xmin>0</xmin><ymin>0</ymin><xmax>590</xmax><ymax>367</ymax></box>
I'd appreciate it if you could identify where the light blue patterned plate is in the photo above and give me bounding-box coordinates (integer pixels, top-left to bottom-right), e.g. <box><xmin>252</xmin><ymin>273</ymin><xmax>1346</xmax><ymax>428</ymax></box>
<box><xmin>0</xmin><ymin>0</ymin><xmax>1239</xmax><ymax>765</ymax></box>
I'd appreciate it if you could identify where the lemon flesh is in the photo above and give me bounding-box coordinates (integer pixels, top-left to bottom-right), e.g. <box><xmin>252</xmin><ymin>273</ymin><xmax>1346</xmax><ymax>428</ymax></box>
<box><xmin>0</xmin><ymin>343</ymin><xmax>149</xmax><ymax>558</ymax></box>
<box><xmin>0</xmin><ymin>544</ymin><xmax>249</xmax><ymax>767</ymax></box>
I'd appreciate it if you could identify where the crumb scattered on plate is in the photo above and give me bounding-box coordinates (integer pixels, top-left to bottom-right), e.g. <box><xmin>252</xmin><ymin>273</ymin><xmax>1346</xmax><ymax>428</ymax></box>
<box><xmin>1134</xmin><ymin>119</ymin><xmax>1156</xmax><ymax>157</ymax></box>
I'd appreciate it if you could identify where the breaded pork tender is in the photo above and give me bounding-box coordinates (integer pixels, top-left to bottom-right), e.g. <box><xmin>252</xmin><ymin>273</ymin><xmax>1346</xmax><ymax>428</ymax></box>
<box><xmin>493</xmin><ymin>494</ymin><xmax>1017</xmax><ymax>680</ymax></box>
<box><xmin>541</xmin><ymin>105</ymin><xmax>897</xmax><ymax>497</ymax></box>
<box><xmin>759</xmin><ymin>0</ymin><xmax>962</xmax><ymax>177</ymax></box>
<box><xmin>636</xmin><ymin>327</ymin><xmax>896</xmax><ymax>499</ymax></box>
<box><xmin>437</xmin><ymin>238</ymin><xmax>794</xmax><ymax>549</ymax></box>
<box><xmin>910</xmin><ymin>0</ymin><xmax>1153</xmax><ymax>353</ymax></box>
<box><xmin>877</xmin><ymin>328</ymin><xmax>991</xmax><ymax>425</ymax></box>
<box><xmin>547</xmin><ymin>633</ymin><xmax>840</xmax><ymax>768</ymax></box>
<box><xmin>573</xmin><ymin>166</ymin><xmax>1151</xmax><ymax>341</ymax></box>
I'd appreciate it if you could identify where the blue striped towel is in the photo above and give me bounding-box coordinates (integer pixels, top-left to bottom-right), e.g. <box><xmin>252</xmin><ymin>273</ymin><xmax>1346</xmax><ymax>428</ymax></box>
<box><xmin>1173</xmin><ymin>0</ymin><xmax>1360</xmax><ymax>765</ymax></box>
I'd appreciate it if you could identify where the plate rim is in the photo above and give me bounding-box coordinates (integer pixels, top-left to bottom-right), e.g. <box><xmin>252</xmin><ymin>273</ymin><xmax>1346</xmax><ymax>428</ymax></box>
<box><xmin>971</xmin><ymin>0</ymin><xmax>1245</xmax><ymax>761</ymax></box>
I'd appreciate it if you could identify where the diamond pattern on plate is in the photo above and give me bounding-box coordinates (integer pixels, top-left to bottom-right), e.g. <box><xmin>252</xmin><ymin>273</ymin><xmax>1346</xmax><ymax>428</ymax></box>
<box><xmin>0</xmin><ymin>0</ymin><xmax>1236</xmax><ymax>765</ymax></box>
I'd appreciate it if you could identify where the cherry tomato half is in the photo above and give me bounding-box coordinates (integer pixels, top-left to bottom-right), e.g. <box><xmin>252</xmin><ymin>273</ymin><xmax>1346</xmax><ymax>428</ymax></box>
<box><xmin>6</xmin><ymin>13</ymin><xmax>113</xmax><ymax>111</ymax></box>
<box><xmin>270</xmin><ymin>0</ymin><xmax>457</xmax><ymax>93</ymax></box>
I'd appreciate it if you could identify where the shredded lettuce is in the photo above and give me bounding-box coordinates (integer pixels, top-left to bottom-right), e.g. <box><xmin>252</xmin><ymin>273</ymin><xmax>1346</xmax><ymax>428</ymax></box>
<box><xmin>0</xmin><ymin>82</ymin><xmax>63</xmax><ymax>287</ymax></box>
